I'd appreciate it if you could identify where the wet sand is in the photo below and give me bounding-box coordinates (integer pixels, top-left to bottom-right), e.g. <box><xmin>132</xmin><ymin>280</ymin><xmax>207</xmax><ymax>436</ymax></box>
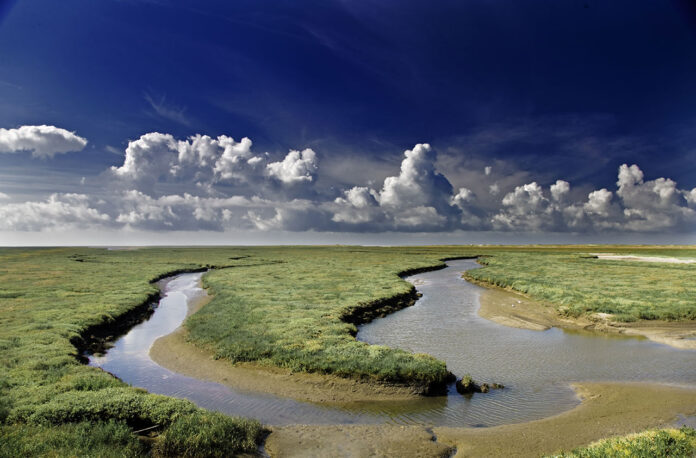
<box><xmin>474</xmin><ymin>279</ymin><xmax>696</xmax><ymax>350</ymax></box>
<box><xmin>593</xmin><ymin>254</ymin><xmax>696</xmax><ymax>264</ymax></box>
<box><xmin>265</xmin><ymin>383</ymin><xmax>696</xmax><ymax>457</ymax></box>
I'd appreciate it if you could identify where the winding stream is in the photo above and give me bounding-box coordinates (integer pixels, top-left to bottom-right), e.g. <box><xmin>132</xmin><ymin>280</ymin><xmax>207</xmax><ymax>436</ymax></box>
<box><xmin>88</xmin><ymin>260</ymin><xmax>696</xmax><ymax>427</ymax></box>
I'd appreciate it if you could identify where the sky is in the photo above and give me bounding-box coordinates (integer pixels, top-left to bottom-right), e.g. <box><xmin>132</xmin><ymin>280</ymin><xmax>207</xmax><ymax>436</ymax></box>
<box><xmin>0</xmin><ymin>0</ymin><xmax>695</xmax><ymax>245</ymax></box>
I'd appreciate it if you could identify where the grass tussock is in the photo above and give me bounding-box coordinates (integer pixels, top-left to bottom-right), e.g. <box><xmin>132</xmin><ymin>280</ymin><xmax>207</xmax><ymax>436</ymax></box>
<box><xmin>465</xmin><ymin>248</ymin><xmax>696</xmax><ymax>321</ymax></box>
<box><xmin>549</xmin><ymin>427</ymin><xmax>696</xmax><ymax>457</ymax></box>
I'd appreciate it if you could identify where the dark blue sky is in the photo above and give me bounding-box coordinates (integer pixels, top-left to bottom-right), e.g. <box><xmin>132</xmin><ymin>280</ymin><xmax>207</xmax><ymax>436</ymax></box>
<box><xmin>0</xmin><ymin>0</ymin><xmax>695</xmax><ymax>243</ymax></box>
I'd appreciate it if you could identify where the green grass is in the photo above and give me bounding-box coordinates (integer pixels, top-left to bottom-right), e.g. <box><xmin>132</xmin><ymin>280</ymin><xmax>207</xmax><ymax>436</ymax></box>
<box><xmin>549</xmin><ymin>427</ymin><xmax>696</xmax><ymax>457</ymax></box>
<box><xmin>0</xmin><ymin>245</ymin><xmax>694</xmax><ymax>455</ymax></box>
<box><xmin>0</xmin><ymin>420</ymin><xmax>146</xmax><ymax>458</ymax></box>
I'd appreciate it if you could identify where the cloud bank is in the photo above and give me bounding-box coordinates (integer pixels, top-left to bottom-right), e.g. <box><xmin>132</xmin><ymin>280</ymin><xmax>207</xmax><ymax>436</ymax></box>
<box><xmin>0</xmin><ymin>125</ymin><xmax>87</xmax><ymax>158</ymax></box>
<box><xmin>1</xmin><ymin>128</ymin><xmax>694</xmax><ymax>235</ymax></box>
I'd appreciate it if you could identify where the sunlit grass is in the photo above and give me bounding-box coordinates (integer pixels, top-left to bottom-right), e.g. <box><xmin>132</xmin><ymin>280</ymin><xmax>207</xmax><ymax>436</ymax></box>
<box><xmin>549</xmin><ymin>427</ymin><xmax>696</xmax><ymax>457</ymax></box>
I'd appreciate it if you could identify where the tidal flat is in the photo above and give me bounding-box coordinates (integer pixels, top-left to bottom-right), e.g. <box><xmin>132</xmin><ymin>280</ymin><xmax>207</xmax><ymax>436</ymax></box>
<box><xmin>1</xmin><ymin>245</ymin><xmax>695</xmax><ymax>456</ymax></box>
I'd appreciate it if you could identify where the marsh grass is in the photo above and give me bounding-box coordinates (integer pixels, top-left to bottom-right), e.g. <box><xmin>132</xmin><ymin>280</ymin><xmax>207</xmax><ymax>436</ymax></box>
<box><xmin>465</xmin><ymin>248</ymin><xmax>696</xmax><ymax>321</ymax></box>
<box><xmin>0</xmin><ymin>420</ymin><xmax>146</xmax><ymax>458</ymax></box>
<box><xmin>0</xmin><ymin>247</ymin><xmax>266</xmax><ymax>455</ymax></box>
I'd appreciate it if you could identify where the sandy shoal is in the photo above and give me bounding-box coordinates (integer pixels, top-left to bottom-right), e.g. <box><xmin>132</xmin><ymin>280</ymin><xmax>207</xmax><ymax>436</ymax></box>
<box><xmin>475</xmin><ymin>281</ymin><xmax>696</xmax><ymax>350</ymax></box>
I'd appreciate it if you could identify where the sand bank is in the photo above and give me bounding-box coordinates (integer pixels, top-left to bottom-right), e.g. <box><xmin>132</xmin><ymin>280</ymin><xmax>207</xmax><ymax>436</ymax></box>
<box><xmin>265</xmin><ymin>382</ymin><xmax>696</xmax><ymax>457</ymax></box>
<box><xmin>592</xmin><ymin>254</ymin><xmax>696</xmax><ymax>264</ymax></box>
<box><xmin>150</xmin><ymin>280</ymin><xmax>420</xmax><ymax>404</ymax></box>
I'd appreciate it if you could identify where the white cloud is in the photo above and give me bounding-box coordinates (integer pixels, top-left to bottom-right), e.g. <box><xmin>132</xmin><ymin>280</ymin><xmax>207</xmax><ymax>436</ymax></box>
<box><xmin>493</xmin><ymin>182</ymin><xmax>558</xmax><ymax>231</ymax></box>
<box><xmin>484</xmin><ymin>166</ymin><xmax>492</xmax><ymax>176</ymax></box>
<box><xmin>329</xmin><ymin>143</ymin><xmax>461</xmax><ymax>230</ymax></box>
<box><xmin>583</xmin><ymin>188</ymin><xmax>614</xmax><ymax>217</ymax></box>
<box><xmin>266</xmin><ymin>148</ymin><xmax>318</xmax><ymax>184</ymax></box>
<box><xmin>0</xmin><ymin>125</ymin><xmax>87</xmax><ymax>158</ymax></box>
<box><xmin>332</xmin><ymin>186</ymin><xmax>381</xmax><ymax>224</ymax></box>
<box><xmin>0</xmin><ymin>192</ymin><xmax>9</xmax><ymax>200</ymax></box>
<box><xmin>614</xmin><ymin>163</ymin><xmax>696</xmax><ymax>231</ymax></box>
<box><xmin>550</xmin><ymin>180</ymin><xmax>569</xmax><ymax>201</ymax></box>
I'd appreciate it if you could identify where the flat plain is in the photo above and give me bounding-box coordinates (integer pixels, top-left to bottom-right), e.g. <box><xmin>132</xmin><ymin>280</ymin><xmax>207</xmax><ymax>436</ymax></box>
<box><xmin>1</xmin><ymin>245</ymin><xmax>694</xmax><ymax>456</ymax></box>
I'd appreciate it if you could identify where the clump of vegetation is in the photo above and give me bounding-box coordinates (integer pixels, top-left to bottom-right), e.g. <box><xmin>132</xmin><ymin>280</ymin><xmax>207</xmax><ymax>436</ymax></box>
<box><xmin>0</xmin><ymin>420</ymin><xmax>146</xmax><ymax>458</ymax></box>
<box><xmin>0</xmin><ymin>247</ymin><xmax>267</xmax><ymax>456</ymax></box>
<box><xmin>465</xmin><ymin>248</ymin><xmax>696</xmax><ymax>322</ymax></box>
<box><xmin>455</xmin><ymin>375</ymin><xmax>503</xmax><ymax>394</ymax></box>
<box><xmin>549</xmin><ymin>427</ymin><xmax>696</xmax><ymax>457</ymax></box>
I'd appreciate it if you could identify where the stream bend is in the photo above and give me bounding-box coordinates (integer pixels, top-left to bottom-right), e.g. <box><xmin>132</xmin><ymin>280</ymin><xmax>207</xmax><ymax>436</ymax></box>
<box><xmin>88</xmin><ymin>260</ymin><xmax>696</xmax><ymax>427</ymax></box>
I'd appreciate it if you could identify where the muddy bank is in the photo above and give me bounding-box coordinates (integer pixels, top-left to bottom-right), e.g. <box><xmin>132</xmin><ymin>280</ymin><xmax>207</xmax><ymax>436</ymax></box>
<box><xmin>471</xmin><ymin>276</ymin><xmax>696</xmax><ymax>350</ymax></box>
<box><xmin>71</xmin><ymin>267</ymin><xmax>205</xmax><ymax>359</ymax></box>
<box><xmin>593</xmin><ymin>254</ymin><xmax>696</xmax><ymax>264</ymax></box>
<box><xmin>264</xmin><ymin>382</ymin><xmax>696</xmax><ymax>457</ymax></box>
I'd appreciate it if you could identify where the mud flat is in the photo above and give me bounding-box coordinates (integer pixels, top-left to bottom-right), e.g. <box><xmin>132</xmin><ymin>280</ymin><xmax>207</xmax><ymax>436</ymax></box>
<box><xmin>265</xmin><ymin>383</ymin><xmax>696</xmax><ymax>457</ymax></box>
<box><xmin>593</xmin><ymin>254</ymin><xmax>696</xmax><ymax>264</ymax></box>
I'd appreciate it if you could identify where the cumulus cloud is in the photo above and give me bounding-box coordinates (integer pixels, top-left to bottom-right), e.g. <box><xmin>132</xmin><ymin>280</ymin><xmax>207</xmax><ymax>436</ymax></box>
<box><xmin>0</xmin><ymin>125</ymin><xmax>87</xmax><ymax>158</ymax></box>
<box><xmin>332</xmin><ymin>187</ymin><xmax>382</xmax><ymax>224</ymax></box>
<box><xmin>550</xmin><ymin>180</ymin><xmax>569</xmax><ymax>201</ymax></box>
<box><xmin>0</xmin><ymin>193</ymin><xmax>109</xmax><ymax>231</ymax></box>
<box><xmin>491</xmin><ymin>164</ymin><xmax>695</xmax><ymax>233</ymax></box>
<box><xmin>330</xmin><ymin>143</ymin><xmax>464</xmax><ymax>230</ymax></box>
<box><xmin>615</xmin><ymin>164</ymin><xmax>696</xmax><ymax>231</ymax></box>
<box><xmin>266</xmin><ymin>148</ymin><xmax>318</xmax><ymax>184</ymax></box>
<box><xmin>109</xmin><ymin>133</ymin><xmax>318</xmax><ymax>195</ymax></box>
<box><xmin>493</xmin><ymin>182</ymin><xmax>558</xmax><ymax>231</ymax></box>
